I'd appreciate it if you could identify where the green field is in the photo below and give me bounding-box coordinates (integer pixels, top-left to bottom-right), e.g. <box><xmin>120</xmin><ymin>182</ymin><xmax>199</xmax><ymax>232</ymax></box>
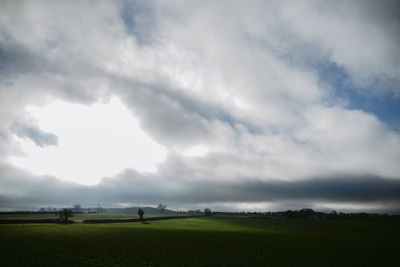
<box><xmin>0</xmin><ymin>212</ymin><xmax>183</xmax><ymax>223</ymax></box>
<box><xmin>0</xmin><ymin>215</ymin><xmax>399</xmax><ymax>266</ymax></box>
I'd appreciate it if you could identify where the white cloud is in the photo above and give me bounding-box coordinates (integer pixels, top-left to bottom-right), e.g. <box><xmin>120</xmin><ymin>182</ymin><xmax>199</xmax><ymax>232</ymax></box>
<box><xmin>279</xmin><ymin>0</ymin><xmax>400</xmax><ymax>94</ymax></box>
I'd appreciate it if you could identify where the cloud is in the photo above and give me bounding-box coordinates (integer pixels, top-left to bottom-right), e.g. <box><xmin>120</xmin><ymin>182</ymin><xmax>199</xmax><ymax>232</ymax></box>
<box><xmin>13</xmin><ymin>126</ymin><xmax>58</xmax><ymax>147</ymax></box>
<box><xmin>1</xmin><ymin>161</ymin><xmax>399</xmax><ymax>212</ymax></box>
<box><xmin>278</xmin><ymin>0</ymin><xmax>400</xmax><ymax>95</ymax></box>
<box><xmin>0</xmin><ymin>1</ymin><xmax>399</xmax><ymax>212</ymax></box>
<box><xmin>106</xmin><ymin>171</ymin><xmax>400</xmax><ymax>204</ymax></box>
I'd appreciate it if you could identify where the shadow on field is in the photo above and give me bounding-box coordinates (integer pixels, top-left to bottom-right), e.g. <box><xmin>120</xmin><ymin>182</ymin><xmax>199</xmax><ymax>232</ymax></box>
<box><xmin>0</xmin><ymin>215</ymin><xmax>205</xmax><ymax>225</ymax></box>
<box><xmin>0</xmin><ymin>219</ymin><xmax>75</xmax><ymax>224</ymax></box>
<box><xmin>82</xmin><ymin>215</ymin><xmax>204</xmax><ymax>224</ymax></box>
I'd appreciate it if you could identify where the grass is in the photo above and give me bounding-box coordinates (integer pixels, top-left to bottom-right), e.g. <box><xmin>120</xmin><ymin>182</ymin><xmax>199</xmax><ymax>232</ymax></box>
<box><xmin>0</xmin><ymin>215</ymin><xmax>399</xmax><ymax>266</ymax></box>
<box><xmin>0</xmin><ymin>212</ymin><xmax>182</xmax><ymax>223</ymax></box>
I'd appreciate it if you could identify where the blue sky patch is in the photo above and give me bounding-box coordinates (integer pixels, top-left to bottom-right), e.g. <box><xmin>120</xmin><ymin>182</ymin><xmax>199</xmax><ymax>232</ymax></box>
<box><xmin>120</xmin><ymin>0</ymin><xmax>155</xmax><ymax>45</ymax></box>
<box><xmin>317</xmin><ymin>61</ymin><xmax>400</xmax><ymax>129</ymax></box>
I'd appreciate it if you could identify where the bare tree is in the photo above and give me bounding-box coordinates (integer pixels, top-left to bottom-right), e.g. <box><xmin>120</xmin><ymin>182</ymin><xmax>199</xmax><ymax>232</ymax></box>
<box><xmin>58</xmin><ymin>209</ymin><xmax>73</xmax><ymax>222</ymax></box>
<box><xmin>138</xmin><ymin>208</ymin><xmax>144</xmax><ymax>219</ymax></box>
<box><xmin>204</xmin><ymin>208</ymin><xmax>212</xmax><ymax>216</ymax></box>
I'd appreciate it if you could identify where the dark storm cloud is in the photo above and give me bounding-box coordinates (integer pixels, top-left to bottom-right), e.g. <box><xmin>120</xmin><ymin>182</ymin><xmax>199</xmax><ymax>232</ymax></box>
<box><xmin>186</xmin><ymin>175</ymin><xmax>400</xmax><ymax>203</ymax></box>
<box><xmin>1</xmin><ymin>162</ymin><xmax>399</xmax><ymax>211</ymax></box>
<box><xmin>99</xmin><ymin>171</ymin><xmax>400</xmax><ymax>204</ymax></box>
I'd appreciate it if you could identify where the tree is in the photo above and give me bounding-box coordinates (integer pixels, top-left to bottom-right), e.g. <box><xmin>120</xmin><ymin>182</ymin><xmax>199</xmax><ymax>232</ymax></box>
<box><xmin>157</xmin><ymin>203</ymin><xmax>167</xmax><ymax>212</ymax></box>
<box><xmin>204</xmin><ymin>208</ymin><xmax>212</xmax><ymax>216</ymax></box>
<box><xmin>138</xmin><ymin>208</ymin><xmax>144</xmax><ymax>219</ymax></box>
<box><xmin>58</xmin><ymin>209</ymin><xmax>73</xmax><ymax>222</ymax></box>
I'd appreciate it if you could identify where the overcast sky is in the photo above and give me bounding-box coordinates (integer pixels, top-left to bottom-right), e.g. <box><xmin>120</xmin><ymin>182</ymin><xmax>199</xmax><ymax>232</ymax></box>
<box><xmin>1</xmin><ymin>0</ymin><xmax>400</xmax><ymax>212</ymax></box>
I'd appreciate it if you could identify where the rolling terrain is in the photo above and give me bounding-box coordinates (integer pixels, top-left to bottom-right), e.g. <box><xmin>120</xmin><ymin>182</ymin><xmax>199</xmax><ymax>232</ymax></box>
<box><xmin>0</xmin><ymin>214</ymin><xmax>399</xmax><ymax>266</ymax></box>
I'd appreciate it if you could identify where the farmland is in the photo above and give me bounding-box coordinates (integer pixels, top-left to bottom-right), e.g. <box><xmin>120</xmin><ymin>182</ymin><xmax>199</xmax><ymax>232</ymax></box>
<box><xmin>0</xmin><ymin>212</ymin><xmax>184</xmax><ymax>223</ymax></box>
<box><xmin>0</xmin><ymin>214</ymin><xmax>399</xmax><ymax>266</ymax></box>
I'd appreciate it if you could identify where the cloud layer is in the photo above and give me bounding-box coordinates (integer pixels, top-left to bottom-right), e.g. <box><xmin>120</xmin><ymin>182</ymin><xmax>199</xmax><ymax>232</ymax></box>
<box><xmin>0</xmin><ymin>0</ymin><xmax>399</xmax><ymax>211</ymax></box>
<box><xmin>1</xmin><ymin>161</ymin><xmax>399</xmax><ymax>212</ymax></box>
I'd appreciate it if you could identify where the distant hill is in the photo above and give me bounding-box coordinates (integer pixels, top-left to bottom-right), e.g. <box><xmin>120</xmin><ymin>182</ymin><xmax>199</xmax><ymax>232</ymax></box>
<box><xmin>103</xmin><ymin>207</ymin><xmax>174</xmax><ymax>213</ymax></box>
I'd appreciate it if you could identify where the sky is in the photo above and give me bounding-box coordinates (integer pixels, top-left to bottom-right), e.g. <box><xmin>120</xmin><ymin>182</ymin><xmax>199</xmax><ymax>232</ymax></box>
<box><xmin>0</xmin><ymin>0</ymin><xmax>400</xmax><ymax>212</ymax></box>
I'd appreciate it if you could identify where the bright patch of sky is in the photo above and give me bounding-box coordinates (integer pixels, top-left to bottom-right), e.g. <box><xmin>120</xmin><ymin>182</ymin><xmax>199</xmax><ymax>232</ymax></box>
<box><xmin>8</xmin><ymin>98</ymin><xmax>167</xmax><ymax>185</ymax></box>
<box><xmin>181</xmin><ymin>145</ymin><xmax>208</xmax><ymax>157</ymax></box>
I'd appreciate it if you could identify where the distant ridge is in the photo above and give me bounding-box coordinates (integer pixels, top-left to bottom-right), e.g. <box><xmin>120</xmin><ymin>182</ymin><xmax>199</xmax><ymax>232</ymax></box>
<box><xmin>82</xmin><ymin>215</ymin><xmax>204</xmax><ymax>224</ymax></box>
<box><xmin>104</xmin><ymin>206</ymin><xmax>175</xmax><ymax>213</ymax></box>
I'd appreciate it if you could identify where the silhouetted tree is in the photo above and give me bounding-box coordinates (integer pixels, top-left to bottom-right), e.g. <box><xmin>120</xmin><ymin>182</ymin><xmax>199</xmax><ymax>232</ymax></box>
<box><xmin>204</xmin><ymin>208</ymin><xmax>212</xmax><ymax>216</ymax></box>
<box><xmin>138</xmin><ymin>208</ymin><xmax>144</xmax><ymax>219</ymax></box>
<box><xmin>58</xmin><ymin>209</ymin><xmax>73</xmax><ymax>222</ymax></box>
<box><xmin>284</xmin><ymin>210</ymin><xmax>296</xmax><ymax>218</ymax></box>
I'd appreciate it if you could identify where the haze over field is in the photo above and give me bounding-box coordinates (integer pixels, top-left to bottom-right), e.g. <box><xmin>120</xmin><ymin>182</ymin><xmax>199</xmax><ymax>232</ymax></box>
<box><xmin>1</xmin><ymin>0</ymin><xmax>400</xmax><ymax>212</ymax></box>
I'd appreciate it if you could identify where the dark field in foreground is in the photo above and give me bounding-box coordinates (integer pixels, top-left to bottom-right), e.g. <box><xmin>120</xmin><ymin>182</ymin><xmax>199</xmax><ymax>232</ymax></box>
<box><xmin>0</xmin><ymin>216</ymin><xmax>399</xmax><ymax>267</ymax></box>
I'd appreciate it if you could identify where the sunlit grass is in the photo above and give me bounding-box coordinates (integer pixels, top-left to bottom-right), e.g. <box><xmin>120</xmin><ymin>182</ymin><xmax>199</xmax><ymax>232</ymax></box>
<box><xmin>0</xmin><ymin>216</ymin><xmax>398</xmax><ymax>266</ymax></box>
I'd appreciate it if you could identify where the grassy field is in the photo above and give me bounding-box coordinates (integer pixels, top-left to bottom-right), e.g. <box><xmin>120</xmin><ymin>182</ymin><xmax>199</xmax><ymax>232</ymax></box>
<box><xmin>0</xmin><ymin>215</ymin><xmax>399</xmax><ymax>266</ymax></box>
<box><xmin>0</xmin><ymin>212</ymin><xmax>183</xmax><ymax>223</ymax></box>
